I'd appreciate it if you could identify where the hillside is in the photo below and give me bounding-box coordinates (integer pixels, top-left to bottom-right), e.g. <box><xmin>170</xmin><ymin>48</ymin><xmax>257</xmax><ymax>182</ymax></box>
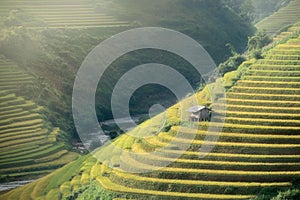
<box><xmin>251</xmin><ymin>0</ymin><xmax>291</xmax><ymax>23</ymax></box>
<box><xmin>272</xmin><ymin>23</ymin><xmax>300</xmax><ymax>42</ymax></box>
<box><xmin>101</xmin><ymin>0</ymin><xmax>254</xmax><ymax>63</ymax></box>
<box><xmin>0</xmin><ymin>0</ymin><xmax>255</xmax><ymax>137</ymax></box>
<box><xmin>256</xmin><ymin>0</ymin><xmax>300</xmax><ymax>35</ymax></box>
<box><xmin>0</xmin><ymin>0</ymin><xmax>129</xmax><ymax>28</ymax></box>
<box><xmin>0</xmin><ymin>56</ymin><xmax>78</xmax><ymax>185</ymax></box>
<box><xmin>3</xmin><ymin>23</ymin><xmax>300</xmax><ymax>200</ymax></box>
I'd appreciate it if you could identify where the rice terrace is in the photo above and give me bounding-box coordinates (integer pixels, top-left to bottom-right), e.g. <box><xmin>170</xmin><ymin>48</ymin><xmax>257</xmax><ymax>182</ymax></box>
<box><xmin>0</xmin><ymin>0</ymin><xmax>300</xmax><ymax>200</ymax></box>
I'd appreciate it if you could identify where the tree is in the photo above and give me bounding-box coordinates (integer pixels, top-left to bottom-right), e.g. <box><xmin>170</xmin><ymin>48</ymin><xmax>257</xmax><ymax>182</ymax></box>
<box><xmin>247</xmin><ymin>31</ymin><xmax>272</xmax><ymax>59</ymax></box>
<box><xmin>218</xmin><ymin>54</ymin><xmax>246</xmax><ymax>76</ymax></box>
<box><xmin>271</xmin><ymin>189</ymin><xmax>300</xmax><ymax>200</ymax></box>
<box><xmin>248</xmin><ymin>31</ymin><xmax>272</xmax><ymax>51</ymax></box>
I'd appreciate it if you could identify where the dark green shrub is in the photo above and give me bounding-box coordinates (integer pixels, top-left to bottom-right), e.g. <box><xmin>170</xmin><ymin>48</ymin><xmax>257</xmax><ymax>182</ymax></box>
<box><xmin>271</xmin><ymin>189</ymin><xmax>300</xmax><ymax>200</ymax></box>
<box><xmin>252</xmin><ymin>49</ymin><xmax>263</xmax><ymax>59</ymax></box>
<box><xmin>218</xmin><ymin>54</ymin><xmax>246</xmax><ymax>76</ymax></box>
<box><xmin>248</xmin><ymin>31</ymin><xmax>272</xmax><ymax>52</ymax></box>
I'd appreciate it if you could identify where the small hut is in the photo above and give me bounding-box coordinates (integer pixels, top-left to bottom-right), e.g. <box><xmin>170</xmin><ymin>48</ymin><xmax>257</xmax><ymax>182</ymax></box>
<box><xmin>186</xmin><ymin>105</ymin><xmax>212</xmax><ymax>122</ymax></box>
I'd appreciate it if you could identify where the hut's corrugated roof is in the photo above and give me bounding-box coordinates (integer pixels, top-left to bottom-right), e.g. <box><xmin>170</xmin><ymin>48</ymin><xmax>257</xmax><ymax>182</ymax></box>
<box><xmin>186</xmin><ymin>105</ymin><xmax>207</xmax><ymax>113</ymax></box>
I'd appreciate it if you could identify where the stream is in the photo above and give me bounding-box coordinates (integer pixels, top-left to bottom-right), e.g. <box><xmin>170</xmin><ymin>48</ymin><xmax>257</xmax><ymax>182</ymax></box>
<box><xmin>82</xmin><ymin>115</ymin><xmax>143</xmax><ymax>148</ymax></box>
<box><xmin>0</xmin><ymin>180</ymin><xmax>35</xmax><ymax>192</ymax></box>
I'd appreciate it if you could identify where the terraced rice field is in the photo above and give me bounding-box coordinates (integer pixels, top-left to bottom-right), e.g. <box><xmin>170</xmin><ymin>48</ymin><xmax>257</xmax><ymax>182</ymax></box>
<box><xmin>0</xmin><ymin>0</ymin><xmax>129</xmax><ymax>28</ymax></box>
<box><xmin>256</xmin><ymin>0</ymin><xmax>300</xmax><ymax>35</ymax></box>
<box><xmin>91</xmin><ymin>33</ymin><xmax>300</xmax><ymax>199</ymax></box>
<box><xmin>272</xmin><ymin>24</ymin><xmax>300</xmax><ymax>42</ymax></box>
<box><xmin>0</xmin><ymin>57</ymin><xmax>78</xmax><ymax>183</ymax></box>
<box><xmin>2</xmin><ymin>24</ymin><xmax>300</xmax><ymax>200</ymax></box>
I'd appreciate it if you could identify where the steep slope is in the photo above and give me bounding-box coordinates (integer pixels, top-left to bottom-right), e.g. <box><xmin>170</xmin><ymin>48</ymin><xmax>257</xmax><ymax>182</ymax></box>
<box><xmin>3</xmin><ymin>24</ymin><xmax>300</xmax><ymax>200</ymax></box>
<box><xmin>251</xmin><ymin>0</ymin><xmax>292</xmax><ymax>23</ymax></box>
<box><xmin>272</xmin><ymin>23</ymin><xmax>300</xmax><ymax>42</ymax></box>
<box><xmin>256</xmin><ymin>0</ymin><xmax>300</xmax><ymax>35</ymax></box>
<box><xmin>0</xmin><ymin>56</ymin><xmax>78</xmax><ymax>184</ymax></box>
<box><xmin>103</xmin><ymin>0</ymin><xmax>254</xmax><ymax>63</ymax></box>
<box><xmin>0</xmin><ymin>0</ymin><xmax>129</xmax><ymax>28</ymax></box>
<box><xmin>91</xmin><ymin>33</ymin><xmax>300</xmax><ymax>199</ymax></box>
<box><xmin>0</xmin><ymin>0</ymin><xmax>255</xmax><ymax>131</ymax></box>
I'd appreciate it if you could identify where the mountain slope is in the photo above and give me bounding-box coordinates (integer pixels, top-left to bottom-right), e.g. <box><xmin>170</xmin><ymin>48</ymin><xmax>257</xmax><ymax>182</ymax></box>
<box><xmin>3</xmin><ymin>23</ymin><xmax>300</xmax><ymax>200</ymax></box>
<box><xmin>0</xmin><ymin>56</ymin><xmax>78</xmax><ymax>185</ymax></box>
<box><xmin>256</xmin><ymin>0</ymin><xmax>300</xmax><ymax>35</ymax></box>
<box><xmin>0</xmin><ymin>0</ymin><xmax>255</xmax><ymax>135</ymax></box>
<box><xmin>0</xmin><ymin>0</ymin><xmax>129</xmax><ymax>28</ymax></box>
